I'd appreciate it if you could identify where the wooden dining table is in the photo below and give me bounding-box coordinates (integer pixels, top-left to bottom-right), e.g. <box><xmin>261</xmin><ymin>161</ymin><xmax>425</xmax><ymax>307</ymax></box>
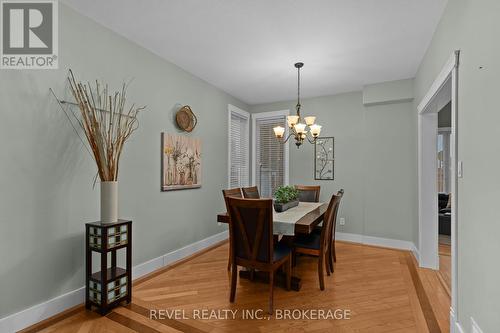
<box><xmin>217</xmin><ymin>202</ymin><xmax>328</xmax><ymax>291</ymax></box>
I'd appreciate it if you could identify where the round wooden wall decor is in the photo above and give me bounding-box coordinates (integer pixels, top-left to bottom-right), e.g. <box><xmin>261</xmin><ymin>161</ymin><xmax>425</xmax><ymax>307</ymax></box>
<box><xmin>175</xmin><ymin>105</ymin><xmax>197</xmax><ymax>132</ymax></box>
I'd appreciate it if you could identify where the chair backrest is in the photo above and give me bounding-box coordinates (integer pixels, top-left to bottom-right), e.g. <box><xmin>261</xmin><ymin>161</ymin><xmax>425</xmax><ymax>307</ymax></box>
<box><xmin>320</xmin><ymin>190</ymin><xmax>343</xmax><ymax>253</ymax></box>
<box><xmin>242</xmin><ymin>186</ymin><xmax>260</xmax><ymax>199</ymax></box>
<box><xmin>226</xmin><ymin>197</ymin><xmax>274</xmax><ymax>264</ymax></box>
<box><xmin>329</xmin><ymin>189</ymin><xmax>344</xmax><ymax>243</ymax></box>
<box><xmin>295</xmin><ymin>185</ymin><xmax>321</xmax><ymax>202</ymax></box>
<box><xmin>222</xmin><ymin>188</ymin><xmax>243</xmax><ymax>209</ymax></box>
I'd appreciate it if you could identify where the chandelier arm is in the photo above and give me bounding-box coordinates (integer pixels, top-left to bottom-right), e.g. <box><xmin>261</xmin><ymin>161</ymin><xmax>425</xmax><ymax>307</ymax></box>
<box><xmin>278</xmin><ymin>132</ymin><xmax>294</xmax><ymax>144</ymax></box>
<box><xmin>305</xmin><ymin>133</ymin><xmax>318</xmax><ymax>144</ymax></box>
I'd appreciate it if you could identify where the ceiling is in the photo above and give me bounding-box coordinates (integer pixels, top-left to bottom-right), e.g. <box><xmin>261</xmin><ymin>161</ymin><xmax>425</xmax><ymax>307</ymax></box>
<box><xmin>63</xmin><ymin>0</ymin><xmax>447</xmax><ymax>105</ymax></box>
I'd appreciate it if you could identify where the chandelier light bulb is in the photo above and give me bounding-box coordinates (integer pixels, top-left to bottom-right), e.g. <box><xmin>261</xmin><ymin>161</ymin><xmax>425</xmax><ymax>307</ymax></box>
<box><xmin>310</xmin><ymin>124</ymin><xmax>322</xmax><ymax>137</ymax></box>
<box><xmin>304</xmin><ymin>116</ymin><xmax>316</xmax><ymax>126</ymax></box>
<box><xmin>287</xmin><ymin>115</ymin><xmax>299</xmax><ymax>128</ymax></box>
<box><xmin>294</xmin><ymin>122</ymin><xmax>306</xmax><ymax>134</ymax></box>
<box><xmin>273</xmin><ymin>126</ymin><xmax>285</xmax><ymax>138</ymax></box>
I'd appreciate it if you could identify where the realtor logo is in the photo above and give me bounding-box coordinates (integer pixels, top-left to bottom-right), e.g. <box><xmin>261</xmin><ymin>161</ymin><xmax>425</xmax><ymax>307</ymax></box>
<box><xmin>1</xmin><ymin>0</ymin><xmax>58</xmax><ymax>69</ymax></box>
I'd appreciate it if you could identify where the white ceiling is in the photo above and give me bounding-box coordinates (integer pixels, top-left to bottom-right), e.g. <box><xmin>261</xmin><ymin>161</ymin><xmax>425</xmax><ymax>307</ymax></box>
<box><xmin>63</xmin><ymin>0</ymin><xmax>447</xmax><ymax>105</ymax></box>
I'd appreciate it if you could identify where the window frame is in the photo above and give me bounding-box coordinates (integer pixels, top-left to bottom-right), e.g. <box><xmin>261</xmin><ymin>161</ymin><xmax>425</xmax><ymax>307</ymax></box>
<box><xmin>251</xmin><ymin>110</ymin><xmax>290</xmax><ymax>188</ymax></box>
<box><xmin>227</xmin><ymin>104</ymin><xmax>250</xmax><ymax>188</ymax></box>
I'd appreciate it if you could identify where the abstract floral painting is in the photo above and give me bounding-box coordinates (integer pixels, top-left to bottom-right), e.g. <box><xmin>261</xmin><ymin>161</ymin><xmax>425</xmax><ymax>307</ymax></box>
<box><xmin>161</xmin><ymin>133</ymin><xmax>201</xmax><ymax>191</ymax></box>
<box><xmin>314</xmin><ymin>137</ymin><xmax>334</xmax><ymax>180</ymax></box>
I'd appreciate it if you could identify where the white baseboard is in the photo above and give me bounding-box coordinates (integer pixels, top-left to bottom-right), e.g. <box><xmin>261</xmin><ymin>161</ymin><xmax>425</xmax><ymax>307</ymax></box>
<box><xmin>471</xmin><ymin>317</ymin><xmax>483</xmax><ymax>333</ymax></box>
<box><xmin>0</xmin><ymin>230</ymin><xmax>228</xmax><ymax>333</ymax></box>
<box><xmin>0</xmin><ymin>287</ymin><xmax>86</xmax><ymax>333</ymax></box>
<box><xmin>450</xmin><ymin>307</ymin><xmax>466</xmax><ymax>333</ymax></box>
<box><xmin>132</xmin><ymin>230</ymin><xmax>229</xmax><ymax>279</ymax></box>
<box><xmin>455</xmin><ymin>322</ymin><xmax>466</xmax><ymax>333</ymax></box>
<box><xmin>336</xmin><ymin>232</ymin><xmax>419</xmax><ymax>260</ymax></box>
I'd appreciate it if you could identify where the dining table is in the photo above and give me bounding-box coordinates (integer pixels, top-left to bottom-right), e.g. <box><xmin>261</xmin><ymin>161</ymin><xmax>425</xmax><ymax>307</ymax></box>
<box><xmin>217</xmin><ymin>201</ymin><xmax>328</xmax><ymax>291</ymax></box>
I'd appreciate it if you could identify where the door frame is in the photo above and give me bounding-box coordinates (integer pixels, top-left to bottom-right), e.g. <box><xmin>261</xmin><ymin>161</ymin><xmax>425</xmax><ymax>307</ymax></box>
<box><xmin>417</xmin><ymin>50</ymin><xmax>460</xmax><ymax>327</ymax></box>
<box><xmin>251</xmin><ymin>110</ymin><xmax>290</xmax><ymax>187</ymax></box>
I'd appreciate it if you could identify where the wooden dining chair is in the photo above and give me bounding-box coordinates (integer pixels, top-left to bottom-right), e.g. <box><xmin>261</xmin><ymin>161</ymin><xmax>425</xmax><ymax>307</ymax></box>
<box><xmin>222</xmin><ymin>188</ymin><xmax>243</xmax><ymax>270</ymax></box>
<box><xmin>226</xmin><ymin>197</ymin><xmax>292</xmax><ymax>314</ymax></box>
<box><xmin>242</xmin><ymin>186</ymin><xmax>260</xmax><ymax>199</ymax></box>
<box><xmin>295</xmin><ymin>185</ymin><xmax>321</xmax><ymax>202</ymax></box>
<box><xmin>292</xmin><ymin>193</ymin><xmax>341</xmax><ymax>290</ymax></box>
<box><xmin>328</xmin><ymin>189</ymin><xmax>344</xmax><ymax>272</ymax></box>
<box><xmin>301</xmin><ymin>189</ymin><xmax>344</xmax><ymax>274</ymax></box>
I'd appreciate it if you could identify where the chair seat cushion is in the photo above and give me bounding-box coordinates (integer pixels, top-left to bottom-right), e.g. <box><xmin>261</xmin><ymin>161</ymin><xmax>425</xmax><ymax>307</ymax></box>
<box><xmin>273</xmin><ymin>241</ymin><xmax>292</xmax><ymax>262</ymax></box>
<box><xmin>293</xmin><ymin>232</ymin><xmax>321</xmax><ymax>250</ymax></box>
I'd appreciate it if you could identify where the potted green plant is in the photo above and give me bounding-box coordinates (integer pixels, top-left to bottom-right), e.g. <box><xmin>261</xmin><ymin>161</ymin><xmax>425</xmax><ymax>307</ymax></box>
<box><xmin>274</xmin><ymin>186</ymin><xmax>300</xmax><ymax>212</ymax></box>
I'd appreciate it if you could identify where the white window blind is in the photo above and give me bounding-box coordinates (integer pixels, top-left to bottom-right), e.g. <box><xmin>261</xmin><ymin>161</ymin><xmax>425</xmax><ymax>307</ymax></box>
<box><xmin>254</xmin><ymin>115</ymin><xmax>287</xmax><ymax>198</ymax></box>
<box><xmin>228</xmin><ymin>107</ymin><xmax>249</xmax><ymax>188</ymax></box>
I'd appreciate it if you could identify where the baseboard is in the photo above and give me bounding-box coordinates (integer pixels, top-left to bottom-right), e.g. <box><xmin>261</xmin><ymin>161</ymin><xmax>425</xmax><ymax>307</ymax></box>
<box><xmin>471</xmin><ymin>317</ymin><xmax>483</xmax><ymax>333</ymax></box>
<box><xmin>336</xmin><ymin>232</ymin><xmax>418</xmax><ymax>256</ymax></box>
<box><xmin>0</xmin><ymin>287</ymin><xmax>86</xmax><ymax>333</ymax></box>
<box><xmin>132</xmin><ymin>230</ymin><xmax>229</xmax><ymax>279</ymax></box>
<box><xmin>0</xmin><ymin>230</ymin><xmax>228</xmax><ymax>333</ymax></box>
<box><xmin>450</xmin><ymin>307</ymin><xmax>466</xmax><ymax>333</ymax></box>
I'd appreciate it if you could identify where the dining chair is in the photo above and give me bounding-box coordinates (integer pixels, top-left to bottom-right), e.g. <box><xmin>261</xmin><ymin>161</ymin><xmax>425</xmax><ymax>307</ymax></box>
<box><xmin>292</xmin><ymin>193</ymin><xmax>341</xmax><ymax>290</ymax></box>
<box><xmin>295</xmin><ymin>185</ymin><xmax>321</xmax><ymax>202</ymax></box>
<box><xmin>328</xmin><ymin>189</ymin><xmax>344</xmax><ymax>272</ymax></box>
<box><xmin>222</xmin><ymin>188</ymin><xmax>243</xmax><ymax>271</ymax></box>
<box><xmin>226</xmin><ymin>197</ymin><xmax>292</xmax><ymax>314</ymax></box>
<box><xmin>301</xmin><ymin>189</ymin><xmax>344</xmax><ymax>274</ymax></box>
<box><xmin>241</xmin><ymin>186</ymin><xmax>260</xmax><ymax>199</ymax></box>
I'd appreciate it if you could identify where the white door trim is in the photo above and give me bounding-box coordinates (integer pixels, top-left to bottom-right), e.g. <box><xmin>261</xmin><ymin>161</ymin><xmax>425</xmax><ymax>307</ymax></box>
<box><xmin>251</xmin><ymin>110</ymin><xmax>290</xmax><ymax>187</ymax></box>
<box><xmin>417</xmin><ymin>52</ymin><xmax>458</xmax><ymax>113</ymax></box>
<box><xmin>227</xmin><ymin>104</ymin><xmax>250</xmax><ymax>188</ymax></box>
<box><xmin>417</xmin><ymin>51</ymin><xmax>460</xmax><ymax>330</ymax></box>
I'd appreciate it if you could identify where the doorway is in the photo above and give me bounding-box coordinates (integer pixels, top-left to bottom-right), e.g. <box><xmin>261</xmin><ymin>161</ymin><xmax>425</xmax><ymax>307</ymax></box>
<box><xmin>437</xmin><ymin>106</ymin><xmax>452</xmax><ymax>295</ymax></box>
<box><xmin>417</xmin><ymin>51</ymin><xmax>459</xmax><ymax>328</ymax></box>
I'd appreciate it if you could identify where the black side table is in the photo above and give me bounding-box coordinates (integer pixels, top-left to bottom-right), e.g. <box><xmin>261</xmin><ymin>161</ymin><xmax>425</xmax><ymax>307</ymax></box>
<box><xmin>85</xmin><ymin>220</ymin><xmax>132</xmax><ymax>315</ymax></box>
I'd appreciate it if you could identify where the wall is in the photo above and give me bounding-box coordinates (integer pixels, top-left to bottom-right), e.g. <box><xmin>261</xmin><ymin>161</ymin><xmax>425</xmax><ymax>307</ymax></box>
<box><xmin>0</xmin><ymin>4</ymin><xmax>247</xmax><ymax>319</ymax></box>
<box><xmin>438</xmin><ymin>102</ymin><xmax>452</xmax><ymax>128</ymax></box>
<box><xmin>250</xmin><ymin>85</ymin><xmax>417</xmax><ymax>243</ymax></box>
<box><xmin>414</xmin><ymin>0</ymin><xmax>500</xmax><ymax>331</ymax></box>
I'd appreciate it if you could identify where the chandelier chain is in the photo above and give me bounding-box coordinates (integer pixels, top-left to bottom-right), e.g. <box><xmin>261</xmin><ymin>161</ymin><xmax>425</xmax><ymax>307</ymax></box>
<box><xmin>296</xmin><ymin>65</ymin><xmax>301</xmax><ymax>116</ymax></box>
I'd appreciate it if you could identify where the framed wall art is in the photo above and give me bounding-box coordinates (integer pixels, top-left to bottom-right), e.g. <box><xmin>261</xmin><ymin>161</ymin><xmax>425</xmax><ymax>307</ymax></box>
<box><xmin>314</xmin><ymin>137</ymin><xmax>334</xmax><ymax>180</ymax></box>
<box><xmin>161</xmin><ymin>133</ymin><xmax>201</xmax><ymax>191</ymax></box>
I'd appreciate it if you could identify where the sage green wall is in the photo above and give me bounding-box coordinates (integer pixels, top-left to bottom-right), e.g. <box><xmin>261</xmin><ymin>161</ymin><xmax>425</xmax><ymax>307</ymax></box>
<box><xmin>0</xmin><ymin>4</ymin><xmax>247</xmax><ymax>318</ymax></box>
<box><xmin>414</xmin><ymin>0</ymin><xmax>500</xmax><ymax>330</ymax></box>
<box><xmin>250</xmin><ymin>91</ymin><xmax>416</xmax><ymax>242</ymax></box>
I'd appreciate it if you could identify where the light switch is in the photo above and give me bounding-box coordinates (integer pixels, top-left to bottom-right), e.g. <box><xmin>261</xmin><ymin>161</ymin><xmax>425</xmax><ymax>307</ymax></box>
<box><xmin>458</xmin><ymin>161</ymin><xmax>463</xmax><ymax>178</ymax></box>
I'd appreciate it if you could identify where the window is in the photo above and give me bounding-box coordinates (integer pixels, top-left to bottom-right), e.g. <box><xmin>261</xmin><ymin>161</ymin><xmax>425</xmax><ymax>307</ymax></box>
<box><xmin>228</xmin><ymin>105</ymin><xmax>250</xmax><ymax>188</ymax></box>
<box><xmin>252</xmin><ymin>111</ymin><xmax>289</xmax><ymax>197</ymax></box>
<box><xmin>437</xmin><ymin>128</ymin><xmax>451</xmax><ymax>193</ymax></box>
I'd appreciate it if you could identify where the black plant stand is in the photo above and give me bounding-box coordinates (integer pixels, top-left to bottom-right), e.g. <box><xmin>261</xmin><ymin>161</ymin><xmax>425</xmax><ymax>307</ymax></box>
<box><xmin>85</xmin><ymin>220</ymin><xmax>132</xmax><ymax>315</ymax></box>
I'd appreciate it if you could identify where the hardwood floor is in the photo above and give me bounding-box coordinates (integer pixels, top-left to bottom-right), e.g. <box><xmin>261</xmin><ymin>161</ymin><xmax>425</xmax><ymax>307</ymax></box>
<box><xmin>438</xmin><ymin>242</ymin><xmax>452</xmax><ymax>296</ymax></box>
<box><xmin>21</xmin><ymin>241</ymin><xmax>450</xmax><ymax>333</ymax></box>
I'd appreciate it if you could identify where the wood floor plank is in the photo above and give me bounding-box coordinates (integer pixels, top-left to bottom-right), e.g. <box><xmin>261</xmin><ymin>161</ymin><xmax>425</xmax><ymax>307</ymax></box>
<box><xmin>107</xmin><ymin>312</ymin><xmax>164</xmax><ymax>333</ymax></box>
<box><xmin>403</xmin><ymin>253</ymin><xmax>442</xmax><ymax>333</ymax></box>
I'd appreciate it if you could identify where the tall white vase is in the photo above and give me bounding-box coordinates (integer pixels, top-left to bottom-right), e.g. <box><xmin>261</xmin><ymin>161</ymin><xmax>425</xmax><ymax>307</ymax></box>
<box><xmin>101</xmin><ymin>181</ymin><xmax>118</xmax><ymax>223</ymax></box>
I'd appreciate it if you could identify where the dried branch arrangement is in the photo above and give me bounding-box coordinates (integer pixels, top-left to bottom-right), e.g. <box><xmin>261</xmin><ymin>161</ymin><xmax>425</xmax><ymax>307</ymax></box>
<box><xmin>63</xmin><ymin>69</ymin><xmax>146</xmax><ymax>181</ymax></box>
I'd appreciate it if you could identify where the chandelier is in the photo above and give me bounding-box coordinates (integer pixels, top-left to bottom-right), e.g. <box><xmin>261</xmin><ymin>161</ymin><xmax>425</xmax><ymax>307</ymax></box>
<box><xmin>273</xmin><ymin>62</ymin><xmax>322</xmax><ymax>147</ymax></box>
